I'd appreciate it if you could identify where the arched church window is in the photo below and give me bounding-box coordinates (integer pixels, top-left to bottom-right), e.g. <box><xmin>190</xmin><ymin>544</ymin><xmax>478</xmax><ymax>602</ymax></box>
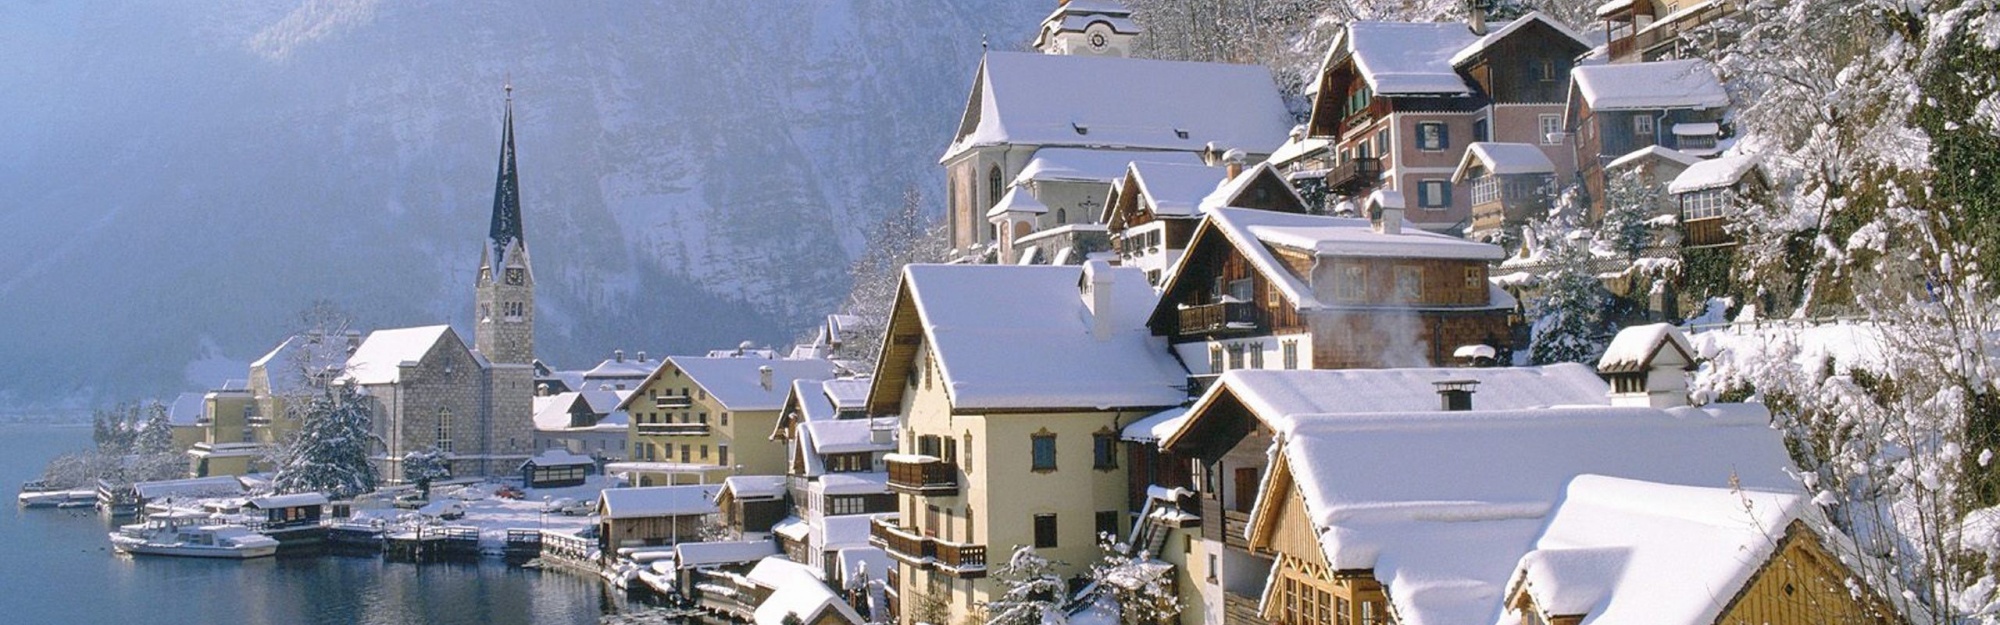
<box><xmin>988</xmin><ymin>165</ymin><xmax>1004</xmax><ymax>209</ymax></box>
<box><xmin>436</xmin><ymin>408</ymin><xmax>454</xmax><ymax>454</ymax></box>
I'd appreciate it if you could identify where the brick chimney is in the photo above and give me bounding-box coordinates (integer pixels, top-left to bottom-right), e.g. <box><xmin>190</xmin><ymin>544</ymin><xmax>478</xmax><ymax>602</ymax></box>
<box><xmin>1224</xmin><ymin>149</ymin><xmax>1248</xmax><ymax>181</ymax></box>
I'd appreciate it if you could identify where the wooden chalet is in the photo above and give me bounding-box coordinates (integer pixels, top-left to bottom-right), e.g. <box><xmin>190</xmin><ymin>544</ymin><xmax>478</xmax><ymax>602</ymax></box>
<box><xmin>1147</xmin><ymin>205</ymin><xmax>1511</xmax><ymax>376</ymax></box>
<box><xmin>1566</xmin><ymin>59</ymin><xmax>1731</xmax><ymax>218</ymax></box>
<box><xmin>1454</xmin><ymin>142</ymin><xmax>1558</xmax><ymax>242</ymax></box>
<box><xmin>597</xmin><ymin>484</ymin><xmax>721</xmax><ymax>553</ymax></box>
<box><xmin>1302</xmin><ymin>12</ymin><xmax>1588</xmax><ymax>231</ymax></box>
<box><xmin>1104</xmin><ymin>160</ymin><xmax>1309</xmax><ymax>284</ymax></box>
<box><xmin>1667</xmin><ymin>153</ymin><xmax>1766</xmax><ymax>248</ymax></box>
<box><xmin>1597</xmin><ymin>0</ymin><xmax>1739</xmax><ymax>63</ymax></box>
<box><xmin>716</xmin><ymin>475</ymin><xmax>790</xmax><ymax>538</ymax></box>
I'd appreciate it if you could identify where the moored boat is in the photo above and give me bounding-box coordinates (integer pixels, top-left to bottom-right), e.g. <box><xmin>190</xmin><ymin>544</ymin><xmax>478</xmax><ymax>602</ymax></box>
<box><xmin>19</xmin><ymin>487</ymin><xmax>96</xmax><ymax>508</ymax></box>
<box><xmin>109</xmin><ymin>514</ymin><xmax>280</xmax><ymax>559</ymax></box>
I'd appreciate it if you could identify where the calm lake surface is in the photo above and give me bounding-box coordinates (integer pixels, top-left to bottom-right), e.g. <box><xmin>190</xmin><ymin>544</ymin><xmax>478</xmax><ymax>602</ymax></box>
<box><xmin>0</xmin><ymin>423</ymin><xmax>656</xmax><ymax>625</ymax></box>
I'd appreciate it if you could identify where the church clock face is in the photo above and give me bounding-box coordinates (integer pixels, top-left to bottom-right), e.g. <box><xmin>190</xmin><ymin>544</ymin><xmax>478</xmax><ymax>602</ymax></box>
<box><xmin>1089</xmin><ymin>32</ymin><xmax>1108</xmax><ymax>50</ymax></box>
<box><xmin>505</xmin><ymin>268</ymin><xmax>524</xmax><ymax>285</ymax></box>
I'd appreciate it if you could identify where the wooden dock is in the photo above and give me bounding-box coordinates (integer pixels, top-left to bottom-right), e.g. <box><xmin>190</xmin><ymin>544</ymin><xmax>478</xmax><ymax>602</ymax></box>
<box><xmin>384</xmin><ymin>526</ymin><xmax>481</xmax><ymax>562</ymax></box>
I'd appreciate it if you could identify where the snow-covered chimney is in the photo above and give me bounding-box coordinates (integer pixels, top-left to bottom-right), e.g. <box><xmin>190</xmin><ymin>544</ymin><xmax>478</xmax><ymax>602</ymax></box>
<box><xmin>1598</xmin><ymin>324</ymin><xmax>1697</xmax><ymax>408</ymax></box>
<box><xmin>1366</xmin><ymin>190</ymin><xmax>1406</xmax><ymax>236</ymax></box>
<box><xmin>1468</xmin><ymin>1</ymin><xmax>1488</xmax><ymax>36</ymax></box>
<box><xmin>1084</xmin><ymin>260</ymin><xmax>1116</xmax><ymax>341</ymax></box>
<box><xmin>759</xmin><ymin>365</ymin><xmax>774</xmax><ymax>391</ymax></box>
<box><xmin>1435</xmin><ymin>380</ymin><xmax>1478</xmax><ymax>411</ymax></box>
<box><xmin>1223</xmin><ymin>149</ymin><xmax>1247</xmax><ymax>181</ymax></box>
<box><xmin>614</xmin><ymin>349</ymin><xmax>625</xmax><ymax>363</ymax></box>
<box><xmin>637</xmin><ymin>351</ymin><xmax>647</xmax><ymax>362</ymax></box>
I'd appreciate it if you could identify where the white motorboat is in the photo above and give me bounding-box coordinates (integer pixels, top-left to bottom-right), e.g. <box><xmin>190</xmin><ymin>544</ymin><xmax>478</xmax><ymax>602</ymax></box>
<box><xmin>109</xmin><ymin>515</ymin><xmax>280</xmax><ymax>558</ymax></box>
<box><xmin>18</xmin><ymin>488</ymin><xmax>95</xmax><ymax>508</ymax></box>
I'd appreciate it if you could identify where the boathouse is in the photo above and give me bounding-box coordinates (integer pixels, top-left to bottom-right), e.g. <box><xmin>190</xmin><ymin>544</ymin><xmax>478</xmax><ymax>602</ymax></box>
<box><xmin>598</xmin><ymin>484</ymin><xmax>722</xmax><ymax>551</ymax></box>
<box><xmin>521</xmin><ymin>450</ymin><xmax>595</xmax><ymax>488</ymax></box>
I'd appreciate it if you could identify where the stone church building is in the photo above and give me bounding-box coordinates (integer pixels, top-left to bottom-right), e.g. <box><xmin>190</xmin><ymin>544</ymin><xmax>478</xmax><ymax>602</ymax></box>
<box><xmin>344</xmin><ymin>87</ymin><xmax>541</xmax><ymax>479</ymax></box>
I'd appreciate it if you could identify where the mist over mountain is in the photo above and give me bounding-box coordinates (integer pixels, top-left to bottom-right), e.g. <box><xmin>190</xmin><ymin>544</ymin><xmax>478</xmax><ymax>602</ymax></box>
<box><xmin>0</xmin><ymin>1</ymin><xmax>1043</xmax><ymax>410</ymax></box>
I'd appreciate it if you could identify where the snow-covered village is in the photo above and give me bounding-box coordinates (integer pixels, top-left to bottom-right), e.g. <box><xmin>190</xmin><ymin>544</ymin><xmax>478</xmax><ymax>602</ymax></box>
<box><xmin>5</xmin><ymin>1</ymin><xmax>2000</xmax><ymax>624</ymax></box>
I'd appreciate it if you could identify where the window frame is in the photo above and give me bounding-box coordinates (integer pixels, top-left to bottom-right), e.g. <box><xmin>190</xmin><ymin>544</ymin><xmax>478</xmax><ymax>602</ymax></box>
<box><xmin>1418</xmin><ymin>179</ymin><xmax>1452</xmax><ymax>210</ymax></box>
<box><xmin>1033</xmin><ymin>513</ymin><xmax>1059</xmax><ymax>548</ymax></box>
<box><xmin>1092</xmin><ymin>430</ymin><xmax>1118</xmax><ymax>470</ymax></box>
<box><xmin>1633</xmin><ymin>114</ymin><xmax>1656</xmax><ymax>138</ymax></box>
<box><xmin>1031</xmin><ymin>431</ymin><xmax>1058</xmax><ymax>473</ymax></box>
<box><xmin>1415</xmin><ymin>122</ymin><xmax>1449</xmax><ymax>152</ymax></box>
<box><xmin>1539</xmin><ymin>114</ymin><xmax>1563</xmax><ymax>145</ymax></box>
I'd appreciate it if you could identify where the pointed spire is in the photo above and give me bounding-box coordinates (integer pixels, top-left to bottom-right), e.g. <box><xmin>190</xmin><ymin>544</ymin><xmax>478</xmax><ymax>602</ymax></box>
<box><xmin>489</xmin><ymin>80</ymin><xmax>524</xmax><ymax>268</ymax></box>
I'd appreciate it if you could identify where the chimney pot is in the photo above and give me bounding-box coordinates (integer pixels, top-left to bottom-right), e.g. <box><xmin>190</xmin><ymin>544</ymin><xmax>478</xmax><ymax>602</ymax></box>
<box><xmin>614</xmin><ymin>349</ymin><xmax>625</xmax><ymax>363</ymax></box>
<box><xmin>1223</xmin><ymin>149</ymin><xmax>1248</xmax><ymax>181</ymax></box>
<box><xmin>637</xmin><ymin>351</ymin><xmax>647</xmax><ymax>362</ymax></box>
<box><xmin>759</xmin><ymin>366</ymin><xmax>774</xmax><ymax>391</ymax></box>
<box><xmin>1435</xmin><ymin>379</ymin><xmax>1479</xmax><ymax>411</ymax></box>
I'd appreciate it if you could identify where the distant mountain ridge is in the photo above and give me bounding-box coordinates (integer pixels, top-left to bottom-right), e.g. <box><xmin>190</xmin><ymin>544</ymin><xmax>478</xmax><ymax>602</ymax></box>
<box><xmin>0</xmin><ymin>1</ymin><xmax>1045</xmax><ymax>410</ymax></box>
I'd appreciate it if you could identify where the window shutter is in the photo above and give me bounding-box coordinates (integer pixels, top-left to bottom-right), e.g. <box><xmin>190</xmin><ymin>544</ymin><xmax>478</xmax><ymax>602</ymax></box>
<box><xmin>1438</xmin><ymin>124</ymin><xmax>1451</xmax><ymax>150</ymax></box>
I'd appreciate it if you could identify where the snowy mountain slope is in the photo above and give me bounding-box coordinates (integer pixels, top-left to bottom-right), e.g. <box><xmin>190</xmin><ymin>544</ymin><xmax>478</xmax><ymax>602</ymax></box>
<box><xmin>0</xmin><ymin>1</ymin><xmax>1042</xmax><ymax>409</ymax></box>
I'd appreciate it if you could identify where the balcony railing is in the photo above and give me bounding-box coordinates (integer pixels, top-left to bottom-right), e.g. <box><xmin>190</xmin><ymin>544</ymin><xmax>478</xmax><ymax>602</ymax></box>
<box><xmin>885</xmin><ymin>456</ymin><xmax>958</xmax><ymax>496</ymax></box>
<box><xmin>1175</xmin><ymin>301</ymin><xmax>1263</xmax><ymax>337</ymax></box>
<box><xmin>1324</xmin><ymin>157</ymin><xmax>1382</xmax><ymax>193</ymax></box>
<box><xmin>869</xmin><ymin>518</ymin><xmax>986</xmax><ymax>578</ymax></box>
<box><xmin>636</xmin><ymin>422</ymin><xmax>710</xmax><ymax>437</ymax></box>
<box><xmin>654</xmin><ymin>395</ymin><xmax>692</xmax><ymax>409</ymax></box>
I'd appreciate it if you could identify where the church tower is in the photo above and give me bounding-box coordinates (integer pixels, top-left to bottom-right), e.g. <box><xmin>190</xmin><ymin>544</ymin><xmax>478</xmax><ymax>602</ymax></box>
<box><xmin>475</xmin><ymin>85</ymin><xmax>535</xmax><ymax>366</ymax></box>
<box><xmin>1032</xmin><ymin>0</ymin><xmax>1141</xmax><ymax>57</ymax></box>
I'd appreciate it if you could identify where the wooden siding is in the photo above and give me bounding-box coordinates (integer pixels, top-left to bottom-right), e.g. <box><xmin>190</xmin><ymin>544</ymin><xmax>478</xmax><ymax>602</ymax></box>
<box><xmin>1718</xmin><ymin>521</ymin><xmax>1900</xmax><ymax>625</ymax></box>
<box><xmin>1308</xmin><ymin>308</ymin><xmax>1512</xmax><ymax>369</ymax></box>
<box><xmin>1460</xmin><ymin>21</ymin><xmax>1586</xmax><ymax>104</ymax></box>
<box><xmin>1311</xmin><ymin>258</ymin><xmax>1491</xmax><ymax>308</ymax></box>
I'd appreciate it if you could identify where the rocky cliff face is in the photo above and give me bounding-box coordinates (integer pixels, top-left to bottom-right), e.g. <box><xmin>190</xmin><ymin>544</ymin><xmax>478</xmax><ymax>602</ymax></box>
<box><xmin>0</xmin><ymin>0</ymin><xmax>1043</xmax><ymax>408</ymax></box>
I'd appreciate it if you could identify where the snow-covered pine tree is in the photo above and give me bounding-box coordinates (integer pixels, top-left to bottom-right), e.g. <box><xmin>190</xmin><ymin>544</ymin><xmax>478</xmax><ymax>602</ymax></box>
<box><xmin>1085</xmin><ymin>535</ymin><xmax>1183</xmax><ymax>625</ymax></box>
<box><xmin>1527</xmin><ymin>215</ymin><xmax>1612</xmax><ymax>365</ymax></box>
<box><xmin>1597</xmin><ymin>168</ymin><xmax>1663</xmax><ymax>261</ymax></box>
<box><xmin>134</xmin><ymin>400</ymin><xmax>174</xmax><ymax>456</ymax></box>
<box><xmin>982</xmin><ymin>546</ymin><xmax>1070</xmax><ymax>625</ymax></box>
<box><xmin>401</xmin><ymin>447</ymin><xmax>451</xmax><ymax>499</ymax></box>
<box><xmin>271</xmin><ymin>383</ymin><xmax>378</xmax><ymax>499</ymax></box>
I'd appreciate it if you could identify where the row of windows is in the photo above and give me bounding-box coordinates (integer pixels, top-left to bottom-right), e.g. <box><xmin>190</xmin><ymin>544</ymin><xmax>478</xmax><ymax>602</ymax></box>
<box><xmin>1209</xmin><ymin>340</ymin><xmax>1302</xmax><ymax>373</ymax></box>
<box><xmin>635</xmin><ymin>442</ymin><xmax>730</xmax><ymax>466</ymax></box>
<box><xmin>1276</xmin><ymin>575</ymin><xmax>1385</xmax><ymax>625</ymax></box>
<box><xmin>636</xmin><ymin>410</ymin><xmax>728</xmax><ymax>426</ymax></box>
<box><xmin>1681</xmin><ymin>188</ymin><xmax>1732</xmax><ymax>220</ymax></box>
<box><xmin>1027</xmin><ymin>511</ymin><xmax>1125</xmax><ymax>549</ymax></box>
<box><xmin>1026</xmin><ymin>430</ymin><xmax>1121</xmax><ymax>472</ymax></box>
<box><xmin>647</xmin><ymin>386</ymin><xmax>708</xmax><ymax>401</ymax></box>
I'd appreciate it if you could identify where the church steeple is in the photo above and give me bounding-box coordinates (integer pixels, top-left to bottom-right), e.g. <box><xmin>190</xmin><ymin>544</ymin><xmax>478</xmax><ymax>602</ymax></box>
<box><xmin>489</xmin><ymin>83</ymin><xmax>524</xmax><ymax>268</ymax></box>
<box><xmin>476</xmin><ymin>82</ymin><xmax>535</xmax><ymax>366</ymax></box>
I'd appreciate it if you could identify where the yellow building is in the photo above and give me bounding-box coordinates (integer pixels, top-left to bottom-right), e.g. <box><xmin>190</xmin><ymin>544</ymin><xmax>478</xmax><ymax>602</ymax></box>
<box><xmin>614</xmin><ymin>354</ymin><xmax>835</xmax><ymax>486</ymax></box>
<box><xmin>187</xmin><ymin>384</ymin><xmax>263</xmax><ymax>477</ymax></box>
<box><xmin>865</xmin><ymin>262</ymin><xmax>1187</xmax><ymax>625</ymax></box>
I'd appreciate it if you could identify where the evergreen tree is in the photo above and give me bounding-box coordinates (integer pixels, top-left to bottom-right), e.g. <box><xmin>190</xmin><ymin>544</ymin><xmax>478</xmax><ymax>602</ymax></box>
<box><xmin>134</xmin><ymin>400</ymin><xmax>174</xmax><ymax>456</ymax></box>
<box><xmin>272</xmin><ymin>383</ymin><xmax>379</xmax><ymax>499</ymax></box>
<box><xmin>1597</xmin><ymin>168</ymin><xmax>1663</xmax><ymax>261</ymax></box>
<box><xmin>401</xmin><ymin>447</ymin><xmax>451</xmax><ymax>500</ymax></box>
<box><xmin>1527</xmin><ymin>216</ymin><xmax>1612</xmax><ymax>365</ymax></box>
<box><xmin>983</xmin><ymin>546</ymin><xmax>1070</xmax><ymax>625</ymax></box>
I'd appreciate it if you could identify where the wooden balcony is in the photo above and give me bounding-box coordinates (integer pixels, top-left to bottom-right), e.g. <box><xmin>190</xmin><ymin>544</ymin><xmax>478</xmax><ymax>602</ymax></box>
<box><xmin>1176</xmin><ymin>301</ymin><xmax>1264</xmax><ymax>337</ymax></box>
<box><xmin>1200</xmin><ymin>497</ymin><xmax>1253</xmax><ymax>552</ymax></box>
<box><xmin>654</xmin><ymin>395</ymin><xmax>692</xmax><ymax>409</ymax></box>
<box><xmin>886</xmin><ymin>456</ymin><xmax>958</xmax><ymax>496</ymax></box>
<box><xmin>636</xmin><ymin>422</ymin><xmax>710</xmax><ymax>437</ymax></box>
<box><xmin>869</xmin><ymin>518</ymin><xmax>986</xmax><ymax>579</ymax></box>
<box><xmin>1324</xmin><ymin>157</ymin><xmax>1382</xmax><ymax>194</ymax></box>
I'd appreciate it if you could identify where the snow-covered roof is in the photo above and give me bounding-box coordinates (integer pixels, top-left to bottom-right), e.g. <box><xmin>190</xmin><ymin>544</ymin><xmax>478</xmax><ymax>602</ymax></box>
<box><xmin>167</xmin><ymin>392</ymin><xmax>206</xmax><ymax>426</ymax></box>
<box><xmin>1013</xmin><ymin>148</ymin><xmax>1202</xmax><ymax>185</ymax></box>
<box><xmin>803</xmin><ymin>418</ymin><xmax>897</xmax><ymax>455</ymax></box>
<box><xmin>1605</xmin><ymin>145</ymin><xmax>1701</xmax><ymax>171</ymax></box>
<box><xmin>1668</xmin><ymin>154</ymin><xmax>1762</xmax><ymax>194</ymax></box>
<box><xmin>1338</xmin><ymin>22</ymin><xmax>1480</xmax><ymax>95</ymax></box>
<box><xmin>749</xmin><ymin>556</ymin><xmax>864</xmax><ymax>625</ymax></box>
<box><xmin>946</xmin><ymin>52</ymin><xmax>1291</xmax><ymax>161</ymax></box>
<box><xmin>721</xmin><ymin>475</ymin><xmax>788</xmax><ymax>501</ymax></box>
<box><xmin>1596</xmin><ymin>0</ymin><xmax>1641</xmax><ymax>18</ymax></box>
<box><xmin>820</xmin><ymin>514</ymin><xmax>879</xmax><ymax>549</ymax></box>
<box><xmin>583</xmin><ymin>354</ymin><xmax>657</xmax><ymax>380</ymax></box>
<box><xmin>522</xmin><ymin>449</ymin><xmax>596</xmax><ymax>469</ymax></box>
<box><xmin>1509</xmin><ymin>475</ymin><xmax>1807</xmax><ymax>624</ymax></box>
<box><xmin>1571</xmin><ymin>59</ymin><xmax>1728</xmax><ymax>111</ymax></box>
<box><xmin>1452</xmin><ymin>142</ymin><xmax>1557</xmax><ymax>183</ymax></box>
<box><xmin>821</xmin><ymin>378</ymin><xmax>870</xmax><ymax>410</ymax></box>
<box><xmin>532</xmin><ymin>390</ymin><xmax>628</xmax><ymax>431</ymax></box>
<box><xmin>1121</xmin><ymin>406</ymin><xmax>1189</xmax><ymax>443</ymax></box>
<box><xmin>344</xmin><ymin>325</ymin><xmax>455</xmax><ymax>385</ymax></box>
<box><xmin>1276</xmin><ymin>403</ymin><xmax>1794</xmax><ymax>625</ymax></box>
<box><xmin>813</xmin><ymin>473</ymin><xmax>891</xmax><ymax>497</ymax></box>
<box><xmin>1159</xmin><ymin>208</ymin><xmax>1505</xmax><ymax>315</ymax></box>
<box><xmin>252</xmin><ymin>333</ymin><xmax>354</xmax><ymax>393</ymax></box>
<box><xmin>133</xmin><ymin>476</ymin><xmax>247</xmax><ymax>500</ymax></box>
<box><xmin>598</xmin><ymin>485</ymin><xmax>721</xmax><ymax>519</ymax></box>
<box><xmin>885</xmin><ymin>262</ymin><xmax>1188</xmax><ymax>411</ymax></box>
<box><xmin>1129</xmin><ymin>162</ymin><xmax>1228</xmax><ymax>217</ymax></box>
<box><xmin>773</xmin><ymin>516</ymin><xmax>810</xmax><ymax>541</ymax></box>
<box><xmin>671</xmin><ymin>356</ymin><xmax>836</xmax><ymax>412</ymax></box>
<box><xmin>1448</xmin><ymin>12</ymin><xmax>1591</xmax><ymax>67</ymax></box>
<box><xmin>1671</xmin><ymin>121</ymin><xmax>1719</xmax><ymax>136</ymax></box>
<box><xmin>247</xmin><ymin>492</ymin><xmax>328</xmax><ymax>509</ymax></box>
<box><xmin>1198</xmin><ymin>162</ymin><xmax>1307</xmax><ymax>212</ymax></box>
<box><xmin>987</xmin><ymin>186</ymin><xmax>1049</xmax><ymax>218</ymax></box>
<box><xmin>837</xmin><ymin>546</ymin><xmax>892</xmax><ymax>585</ymax></box>
<box><xmin>675</xmin><ymin>540</ymin><xmax>780</xmax><ymax>568</ymax></box>
<box><xmin>1175</xmin><ymin>364</ymin><xmax>1610</xmax><ymax>442</ymax></box>
<box><xmin>1596</xmin><ymin>323</ymin><xmax>1697</xmax><ymax>374</ymax></box>
<box><xmin>1267</xmin><ymin>134</ymin><xmax>1329</xmax><ymax>167</ymax></box>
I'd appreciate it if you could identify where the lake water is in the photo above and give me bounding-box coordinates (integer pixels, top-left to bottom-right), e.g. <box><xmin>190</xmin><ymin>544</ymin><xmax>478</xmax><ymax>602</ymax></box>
<box><xmin>0</xmin><ymin>423</ymin><xmax>661</xmax><ymax>625</ymax></box>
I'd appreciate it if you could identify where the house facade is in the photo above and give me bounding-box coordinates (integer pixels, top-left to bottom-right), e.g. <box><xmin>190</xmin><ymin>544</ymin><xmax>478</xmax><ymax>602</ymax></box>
<box><xmin>1148</xmin><ymin>206</ymin><xmax>1512</xmax><ymax>377</ymax></box>
<box><xmin>614</xmin><ymin>354</ymin><xmax>835</xmax><ymax>486</ymax></box>
<box><xmin>866</xmin><ymin>262</ymin><xmax>1187</xmax><ymax>625</ymax></box>
<box><xmin>1566</xmin><ymin>58</ymin><xmax>1731</xmax><ymax>217</ymax></box>
<box><xmin>1302</xmin><ymin>13</ymin><xmax>1589</xmax><ymax>232</ymax></box>
<box><xmin>1103</xmin><ymin>160</ymin><xmax>1310</xmax><ymax>286</ymax></box>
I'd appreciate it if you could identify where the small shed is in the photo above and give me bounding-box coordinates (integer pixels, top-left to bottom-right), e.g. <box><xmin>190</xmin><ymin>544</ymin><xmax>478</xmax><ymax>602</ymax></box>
<box><xmin>717</xmin><ymin>475</ymin><xmax>790</xmax><ymax>537</ymax></box>
<box><xmin>245</xmin><ymin>492</ymin><xmax>329</xmax><ymax>529</ymax></box>
<box><xmin>521</xmin><ymin>450</ymin><xmax>596</xmax><ymax>488</ymax></box>
<box><xmin>598</xmin><ymin>484</ymin><xmax>722</xmax><ymax>551</ymax></box>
